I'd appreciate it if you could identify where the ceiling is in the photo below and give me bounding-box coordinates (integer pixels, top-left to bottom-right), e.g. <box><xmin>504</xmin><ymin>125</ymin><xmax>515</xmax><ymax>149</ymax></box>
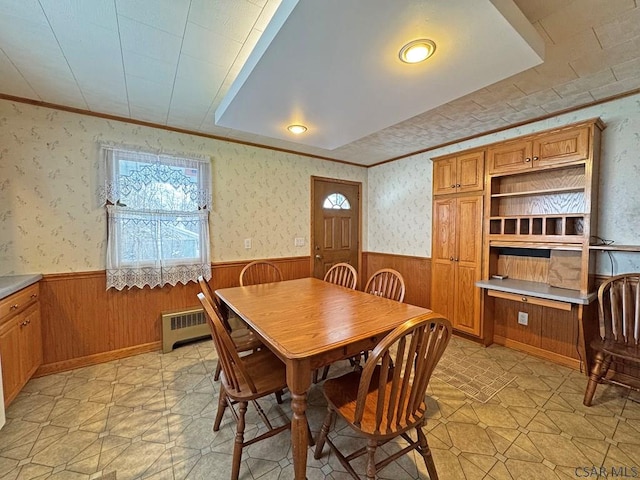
<box><xmin>0</xmin><ymin>0</ymin><xmax>639</xmax><ymax>167</ymax></box>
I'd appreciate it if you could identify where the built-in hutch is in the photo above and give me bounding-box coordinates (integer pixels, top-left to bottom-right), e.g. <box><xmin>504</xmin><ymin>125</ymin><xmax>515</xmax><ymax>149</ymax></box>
<box><xmin>432</xmin><ymin>118</ymin><xmax>605</xmax><ymax>371</ymax></box>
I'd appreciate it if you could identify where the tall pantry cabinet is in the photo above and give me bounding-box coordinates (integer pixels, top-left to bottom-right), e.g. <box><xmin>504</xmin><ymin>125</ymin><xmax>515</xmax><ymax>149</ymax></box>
<box><xmin>431</xmin><ymin>150</ymin><xmax>485</xmax><ymax>338</ymax></box>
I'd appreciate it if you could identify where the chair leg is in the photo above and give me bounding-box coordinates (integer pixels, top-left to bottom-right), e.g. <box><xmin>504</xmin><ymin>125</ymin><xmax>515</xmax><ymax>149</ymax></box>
<box><xmin>231</xmin><ymin>401</ymin><xmax>248</xmax><ymax>480</ymax></box>
<box><xmin>314</xmin><ymin>408</ymin><xmax>335</xmax><ymax>459</ymax></box>
<box><xmin>417</xmin><ymin>426</ymin><xmax>439</xmax><ymax>480</ymax></box>
<box><xmin>252</xmin><ymin>399</ymin><xmax>273</xmax><ymax>430</ymax></box>
<box><xmin>366</xmin><ymin>438</ymin><xmax>377</xmax><ymax>480</ymax></box>
<box><xmin>214</xmin><ymin>361</ymin><xmax>221</xmax><ymax>381</ymax></box>
<box><xmin>275</xmin><ymin>390</ymin><xmax>284</xmax><ymax>404</ymax></box>
<box><xmin>584</xmin><ymin>351</ymin><xmax>606</xmax><ymax>407</ymax></box>
<box><xmin>320</xmin><ymin>365</ymin><xmax>331</xmax><ymax>381</ymax></box>
<box><xmin>214</xmin><ymin>389</ymin><xmax>228</xmax><ymax>431</ymax></box>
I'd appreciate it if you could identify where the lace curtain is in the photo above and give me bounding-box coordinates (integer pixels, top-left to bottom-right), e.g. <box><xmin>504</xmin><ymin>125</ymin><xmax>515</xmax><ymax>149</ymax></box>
<box><xmin>101</xmin><ymin>145</ymin><xmax>212</xmax><ymax>290</ymax></box>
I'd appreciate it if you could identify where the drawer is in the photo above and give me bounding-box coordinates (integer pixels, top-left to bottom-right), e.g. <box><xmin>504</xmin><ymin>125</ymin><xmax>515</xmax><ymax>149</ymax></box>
<box><xmin>487</xmin><ymin>289</ymin><xmax>572</xmax><ymax>311</ymax></box>
<box><xmin>0</xmin><ymin>283</ymin><xmax>40</xmax><ymax>321</ymax></box>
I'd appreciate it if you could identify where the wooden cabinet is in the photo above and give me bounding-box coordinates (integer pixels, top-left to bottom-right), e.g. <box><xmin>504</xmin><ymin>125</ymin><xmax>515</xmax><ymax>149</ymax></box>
<box><xmin>433</xmin><ymin>150</ymin><xmax>484</xmax><ymax>196</ymax></box>
<box><xmin>488</xmin><ymin>125</ymin><xmax>590</xmax><ymax>175</ymax></box>
<box><xmin>0</xmin><ymin>283</ymin><xmax>42</xmax><ymax>406</ymax></box>
<box><xmin>431</xmin><ymin>195</ymin><xmax>483</xmax><ymax>336</ymax></box>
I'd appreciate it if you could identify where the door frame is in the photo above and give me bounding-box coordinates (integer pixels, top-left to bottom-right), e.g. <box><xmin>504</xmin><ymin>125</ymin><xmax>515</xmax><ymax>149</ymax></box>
<box><xmin>310</xmin><ymin>176</ymin><xmax>363</xmax><ymax>284</ymax></box>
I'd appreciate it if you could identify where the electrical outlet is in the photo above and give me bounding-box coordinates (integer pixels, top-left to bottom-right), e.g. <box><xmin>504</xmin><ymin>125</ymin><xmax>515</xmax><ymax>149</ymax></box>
<box><xmin>294</xmin><ymin>237</ymin><xmax>305</xmax><ymax>247</ymax></box>
<box><xmin>517</xmin><ymin>311</ymin><xmax>528</xmax><ymax>326</ymax></box>
<box><xmin>244</xmin><ymin>238</ymin><xmax>252</xmax><ymax>249</ymax></box>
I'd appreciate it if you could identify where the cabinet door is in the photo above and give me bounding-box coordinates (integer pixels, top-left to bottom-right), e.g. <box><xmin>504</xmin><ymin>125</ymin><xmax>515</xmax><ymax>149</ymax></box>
<box><xmin>433</xmin><ymin>158</ymin><xmax>456</xmax><ymax>196</ymax></box>
<box><xmin>0</xmin><ymin>318</ymin><xmax>22</xmax><ymax>405</ymax></box>
<box><xmin>487</xmin><ymin>140</ymin><xmax>533</xmax><ymax>174</ymax></box>
<box><xmin>20</xmin><ymin>304</ymin><xmax>42</xmax><ymax>380</ymax></box>
<box><xmin>431</xmin><ymin>198</ymin><xmax>456</xmax><ymax>319</ymax></box>
<box><xmin>457</xmin><ymin>151</ymin><xmax>485</xmax><ymax>193</ymax></box>
<box><xmin>533</xmin><ymin>126</ymin><xmax>589</xmax><ymax>167</ymax></box>
<box><xmin>453</xmin><ymin>196</ymin><xmax>483</xmax><ymax>335</ymax></box>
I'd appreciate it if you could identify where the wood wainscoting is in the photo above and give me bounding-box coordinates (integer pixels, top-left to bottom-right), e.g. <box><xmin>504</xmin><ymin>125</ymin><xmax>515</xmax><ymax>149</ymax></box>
<box><xmin>37</xmin><ymin>256</ymin><xmax>310</xmax><ymax>376</ymax></box>
<box><xmin>362</xmin><ymin>252</ymin><xmax>431</xmax><ymax>309</ymax></box>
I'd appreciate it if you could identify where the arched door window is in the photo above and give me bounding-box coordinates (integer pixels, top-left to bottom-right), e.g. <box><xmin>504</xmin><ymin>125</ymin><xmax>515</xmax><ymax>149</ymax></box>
<box><xmin>323</xmin><ymin>193</ymin><xmax>351</xmax><ymax>210</ymax></box>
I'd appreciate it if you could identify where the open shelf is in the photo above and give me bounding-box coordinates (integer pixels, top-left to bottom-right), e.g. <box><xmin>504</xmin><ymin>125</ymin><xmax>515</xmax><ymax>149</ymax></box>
<box><xmin>489</xmin><ymin>241</ymin><xmax>583</xmax><ymax>250</ymax></box>
<box><xmin>489</xmin><ymin>214</ymin><xmax>586</xmax><ymax>241</ymax></box>
<box><xmin>491</xmin><ymin>186</ymin><xmax>584</xmax><ymax>198</ymax></box>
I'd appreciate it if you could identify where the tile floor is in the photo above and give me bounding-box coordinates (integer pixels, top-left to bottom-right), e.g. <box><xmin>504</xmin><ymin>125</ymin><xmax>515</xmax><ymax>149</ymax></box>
<box><xmin>0</xmin><ymin>336</ymin><xmax>639</xmax><ymax>480</ymax></box>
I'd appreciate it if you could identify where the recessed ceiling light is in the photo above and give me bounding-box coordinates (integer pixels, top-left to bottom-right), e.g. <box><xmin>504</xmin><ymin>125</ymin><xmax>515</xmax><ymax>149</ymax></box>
<box><xmin>399</xmin><ymin>39</ymin><xmax>436</xmax><ymax>64</ymax></box>
<box><xmin>287</xmin><ymin>124</ymin><xmax>307</xmax><ymax>134</ymax></box>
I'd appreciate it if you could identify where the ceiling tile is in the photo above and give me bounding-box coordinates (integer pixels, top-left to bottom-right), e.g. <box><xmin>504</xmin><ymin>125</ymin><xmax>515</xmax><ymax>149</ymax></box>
<box><xmin>612</xmin><ymin>57</ymin><xmax>640</xmax><ymax>80</ymax></box>
<box><xmin>115</xmin><ymin>0</ymin><xmax>190</xmax><ymax>37</ymax></box>
<box><xmin>0</xmin><ymin>0</ymin><xmax>47</xmax><ymax>25</ymax></box>
<box><xmin>593</xmin><ymin>7</ymin><xmax>640</xmax><ymax>50</ymax></box>
<box><xmin>181</xmin><ymin>21</ymin><xmax>243</xmax><ymax>66</ymax></box>
<box><xmin>589</xmin><ymin>76</ymin><xmax>640</xmax><ymax>100</ymax></box>
<box><xmin>554</xmin><ymin>68</ymin><xmax>617</xmax><ymax>97</ymax></box>
<box><xmin>118</xmin><ymin>16</ymin><xmax>182</xmax><ymax>64</ymax></box>
<box><xmin>512</xmin><ymin>0</ymin><xmax>573</xmax><ymax>24</ymax></box>
<box><xmin>540</xmin><ymin>91</ymin><xmax>595</xmax><ymax>112</ymax></box>
<box><xmin>126</xmin><ymin>75</ymin><xmax>173</xmax><ymax>107</ymax></box>
<box><xmin>188</xmin><ymin>0</ymin><xmax>262</xmax><ymax>42</ymax></box>
<box><xmin>539</xmin><ymin>0</ymin><xmax>635</xmax><ymax>44</ymax></box>
<box><xmin>39</xmin><ymin>0</ymin><xmax>117</xmax><ymax>30</ymax></box>
<box><xmin>122</xmin><ymin>50</ymin><xmax>176</xmax><ymax>86</ymax></box>
<box><xmin>254</xmin><ymin>0</ymin><xmax>283</xmax><ymax>32</ymax></box>
<box><xmin>508</xmin><ymin>88</ymin><xmax>561</xmax><ymax>111</ymax></box>
<box><xmin>570</xmin><ymin>35</ymin><xmax>640</xmax><ymax>77</ymax></box>
<box><xmin>0</xmin><ymin>49</ymin><xmax>38</xmax><ymax>99</ymax></box>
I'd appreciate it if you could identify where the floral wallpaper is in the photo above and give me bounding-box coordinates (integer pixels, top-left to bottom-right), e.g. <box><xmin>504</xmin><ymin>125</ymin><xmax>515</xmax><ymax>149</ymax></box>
<box><xmin>368</xmin><ymin>92</ymin><xmax>640</xmax><ymax>274</ymax></box>
<box><xmin>0</xmin><ymin>100</ymin><xmax>367</xmax><ymax>275</ymax></box>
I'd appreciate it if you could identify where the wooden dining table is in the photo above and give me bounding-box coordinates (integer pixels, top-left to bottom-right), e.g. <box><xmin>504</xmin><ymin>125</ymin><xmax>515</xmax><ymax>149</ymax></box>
<box><xmin>215</xmin><ymin>277</ymin><xmax>431</xmax><ymax>480</ymax></box>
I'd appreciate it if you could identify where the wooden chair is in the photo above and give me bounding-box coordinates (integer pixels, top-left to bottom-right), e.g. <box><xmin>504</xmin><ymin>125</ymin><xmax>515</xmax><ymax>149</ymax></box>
<box><xmin>239</xmin><ymin>260</ymin><xmax>283</xmax><ymax>286</ymax></box>
<box><xmin>315</xmin><ymin>263</ymin><xmax>359</xmax><ymax>382</ymax></box>
<box><xmin>197</xmin><ymin>276</ymin><xmax>263</xmax><ymax>382</ymax></box>
<box><xmin>324</xmin><ymin>262</ymin><xmax>358</xmax><ymax>289</ymax></box>
<box><xmin>198</xmin><ymin>291</ymin><xmax>301</xmax><ymax>480</ymax></box>
<box><xmin>584</xmin><ymin>273</ymin><xmax>640</xmax><ymax>406</ymax></box>
<box><xmin>314</xmin><ymin>312</ymin><xmax>452</xmax><ymax>480</ymax></box>
<box><xmin>364</xmin><ymin>268</ymin><xmax>406</xmax><ymax>302</ymax></box>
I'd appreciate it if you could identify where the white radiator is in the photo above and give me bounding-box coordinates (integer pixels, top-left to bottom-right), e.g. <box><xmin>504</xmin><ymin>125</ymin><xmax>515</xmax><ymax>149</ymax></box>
<box><xmin>161</xmin><ymin>307</ymin><xmax>209</xmax><ymax>353</ymax></box>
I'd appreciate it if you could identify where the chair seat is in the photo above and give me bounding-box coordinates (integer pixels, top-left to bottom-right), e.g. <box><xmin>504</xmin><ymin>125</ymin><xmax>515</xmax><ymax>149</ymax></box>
<box><xmin>590</xmin><ymin>338</ymin><xmax>640</xmax><ymax>363</ymax></box>
<box><xmin>222</xmin><ymin>348</ymin><xmax>287</xmax><ymax>401</ymax></box>
<box><xmin>230</xmin><ymin>328</ymin><xmax>262</xmax><ymax>351</ymax></box>
<box><xmin>323</xmin><ymin>367</ymin><xmax>425</xmax><ymax>438</ymax></box>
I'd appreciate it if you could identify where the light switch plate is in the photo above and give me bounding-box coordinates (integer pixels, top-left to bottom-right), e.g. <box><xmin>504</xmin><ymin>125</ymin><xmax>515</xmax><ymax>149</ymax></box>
<box><xmin>517</xmin><ymin>311</ymin><xmax>528</xmax><ymax>326</ymax></box>
<box><xmin>244</xmin><ymin>238</ymin><xmax>252</xmax><ymax>249</ymax></box>
<box><xmin>294</xmin><ymin>237</ymin><xmax>305</xmax><ymax>247</ymax></box>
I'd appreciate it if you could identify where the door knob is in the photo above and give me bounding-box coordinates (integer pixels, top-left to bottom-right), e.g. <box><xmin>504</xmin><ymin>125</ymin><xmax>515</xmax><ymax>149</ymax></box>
<box><xmin>315</xmin><ymin>254</ymin><xmax>322</xmax><ymax>259</ymax></box>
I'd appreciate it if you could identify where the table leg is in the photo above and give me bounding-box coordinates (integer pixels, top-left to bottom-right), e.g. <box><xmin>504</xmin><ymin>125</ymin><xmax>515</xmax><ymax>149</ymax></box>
<box><xmin>287</xmin><ymin>359</ymin><xmax>311</xmax><ymax>480</ymax></box>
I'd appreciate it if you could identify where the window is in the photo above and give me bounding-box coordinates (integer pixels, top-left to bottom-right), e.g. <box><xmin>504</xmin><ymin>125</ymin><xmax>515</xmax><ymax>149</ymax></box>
<box><xmin>101</xmin><ymin>146</ymin><xmax>212</xmax><ymax>290</ymax></box>
<box><xmin>323</xmin><ymin>193</ymin><xmax>351</xmax><ymax>209</ymax></box>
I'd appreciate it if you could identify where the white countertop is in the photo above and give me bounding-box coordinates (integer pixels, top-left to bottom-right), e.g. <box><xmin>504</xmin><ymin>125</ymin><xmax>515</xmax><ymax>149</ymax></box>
<box><xmin>0</xmin><ymin>274</ymin><xmax>43</xmax><ymax>300</ymax></box>
<box><xmin>476</xmin><ymin>278</ymin><xmax>597</xmax><ymax>305</ymax></box>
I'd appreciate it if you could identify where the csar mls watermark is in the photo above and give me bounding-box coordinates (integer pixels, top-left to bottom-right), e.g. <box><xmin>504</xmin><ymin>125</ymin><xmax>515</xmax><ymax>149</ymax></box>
<box><xmin>575</xmin><ymin>466</ymin><xmax>639</xmax><ymax>478</ymax></box>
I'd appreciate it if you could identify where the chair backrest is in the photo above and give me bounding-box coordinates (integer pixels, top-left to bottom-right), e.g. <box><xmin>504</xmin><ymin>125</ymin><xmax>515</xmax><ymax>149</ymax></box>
<box><xmin>598</xmin><ymin>273</ymin><xmax>640</xmax><ymax>346</ymax></box>
<box><xmin>239</xmin><ymin>261</ymin><xmax>283</xmax><ymax>286</ymax></box>
<box><xmin>198</xmin><ymin>275</ymin><xmax>233</xmax><ymax>332</ymax></box>
<box><xmin>354</xmin><ymin>313</ymin><xmax>451</xmax><ymax>434</ymax></box>
<box><xmin>364</xmin><ymin>268</ymin><xmax>406</xmax><ymax>302</ymax></box>
<box><xmin>197</xmin><ymin>292</ymin><xmax>259</xmax><ymax>394</ymax></box>
<box><xmin>324</xmin><ymin>262</ymin><xmax>358</xmax><ymax>289</ymax></box>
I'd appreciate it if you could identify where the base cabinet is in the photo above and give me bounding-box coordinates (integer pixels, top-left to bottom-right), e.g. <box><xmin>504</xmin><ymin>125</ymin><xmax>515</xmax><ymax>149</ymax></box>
<box><xmin>431</xmin><ymin>195</ymin><xmax>483</xmax><ymax>336</ymax></box>
<box><xmin>0</xmin><ymin>283</ymin><xmax>42</xmax><ymax>406</ymax></box>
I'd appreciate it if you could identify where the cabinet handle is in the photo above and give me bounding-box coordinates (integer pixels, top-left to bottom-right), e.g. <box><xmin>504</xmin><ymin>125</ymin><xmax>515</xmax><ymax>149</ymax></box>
<box><xmin>454</xmin><ymin>258</ymin><xmax>459</xmax><ymax>262</ymax></box>
<box><xmin>10</xmin><ymin>303</ymin><xmax>19</xmax><ymax>310</ymax></box>
<box><xmin>450</xmin><ymin>184</ymin><xmax>456</xmax><ymax>189</ymax></box>
<box><xmin>525</xmin><ymin>158</ymin><xmax>531</xmax><ymax>162</ymax></box>
<box><xmin>30</xmin><ymin>293</ymin><xmax>37</xmax><ymax>299</ymax></box>
<box><xmin>533</xmin><ymin>156</ymin><xmax>539</xmax><ymax>161</ymax></box>
<box><xmin>521</xmin><ymin>297</ymin><xmax>528</xmax><ymax>302</ymax></box>
<box><xmin>455</xmin><ymin>183</ymin><xmax>461</xmax><ymax>188</ymax></box>
<box><xmin>20</xmin><ymin>321</ymin><xmax>27</xmax><ymax>327</ymax></box>
<box><xmin>449</xmin><ymin>256</ymin><xmax>454</xmax><ymax>261</ymax></box>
